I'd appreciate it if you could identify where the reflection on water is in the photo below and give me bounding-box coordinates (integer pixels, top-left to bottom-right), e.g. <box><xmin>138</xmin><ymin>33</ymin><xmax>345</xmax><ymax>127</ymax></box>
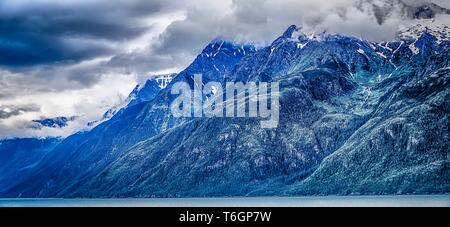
<box><xmin>0</xmin><ymin>195</ymin><xmax>449</xmax><ymax>207</ymax></box>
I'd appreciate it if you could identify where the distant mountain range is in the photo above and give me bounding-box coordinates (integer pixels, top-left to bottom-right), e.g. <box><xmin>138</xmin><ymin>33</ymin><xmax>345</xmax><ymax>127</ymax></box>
<box><xmin>0</xmin><ymin>20</ymin><xmax>449</xmax><ymax>197</ymax></box>
<box><xmin>32</xmin><ymin>116</ymin><xmax>77</xmax><ymax>129</ymax></box>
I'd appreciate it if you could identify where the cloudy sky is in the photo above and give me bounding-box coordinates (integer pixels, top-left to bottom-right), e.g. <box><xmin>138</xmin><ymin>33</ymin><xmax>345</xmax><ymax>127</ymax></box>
<box><xmin>0</xmin><ymin>0</ymin><xmax>449</xmax><ymax>138</ymax></box>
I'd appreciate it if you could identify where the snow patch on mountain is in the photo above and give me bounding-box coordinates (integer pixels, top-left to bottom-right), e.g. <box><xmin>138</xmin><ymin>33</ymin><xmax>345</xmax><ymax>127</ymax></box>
<box><xmin>398</xmin><ymin>20</ymin><xmax>450</xmax><ymax>43</ymax></box>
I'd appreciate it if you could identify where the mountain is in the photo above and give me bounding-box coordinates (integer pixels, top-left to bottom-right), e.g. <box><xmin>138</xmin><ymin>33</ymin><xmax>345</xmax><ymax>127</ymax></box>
<box><xmin>290</xmin><ymin>65</ymin><xmax>450</xmax><ymax>195</ymax></box>
<box><xmin>88</xmin><ymin>73</ymin><xmax>175</xmax><ymax>127</ymax></box>
<box><xmin>0</xmin><ymin>138</ymin><xmax>60</xmax><ymax>193</ymax></box>
<box><xmin>127</xmin><ymin>74</ymin><xmax>175</xmax><ymax>107</ymax></box>
<box><xmin>1</xmin><ymin>23</ymin><xmax>449</xmax><ymax>197</ymax></box>
<box><xmin>0</xmin><ymin>40</ymin><xmax>257</xmax><ymax>197</ymax></box>
<box><xmin>68</xmin><ymin>24</ymin><xmax>448</xmax><ymax>197</ymax></box>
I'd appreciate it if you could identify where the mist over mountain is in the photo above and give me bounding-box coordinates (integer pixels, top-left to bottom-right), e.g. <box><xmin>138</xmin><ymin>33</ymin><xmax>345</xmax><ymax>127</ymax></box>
<box><xmin>356</xmin><ymin>0</ymin><xmax>450</xmax><ymax>24</ymax></box>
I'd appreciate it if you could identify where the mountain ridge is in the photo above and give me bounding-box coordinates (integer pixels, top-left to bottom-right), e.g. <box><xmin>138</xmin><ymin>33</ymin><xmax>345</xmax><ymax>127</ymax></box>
<box><xmin>1</xmin><ymin>23</ymin><xmax>449</xmax><ymax>197</ymax></box>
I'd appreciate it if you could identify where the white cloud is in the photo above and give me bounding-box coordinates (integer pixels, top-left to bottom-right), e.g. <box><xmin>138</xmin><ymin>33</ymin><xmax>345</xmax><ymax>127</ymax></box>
<box><xmin>0</xmin><ymin>67</ymin><xmax>137</xmax><ymax>138</ymax></box>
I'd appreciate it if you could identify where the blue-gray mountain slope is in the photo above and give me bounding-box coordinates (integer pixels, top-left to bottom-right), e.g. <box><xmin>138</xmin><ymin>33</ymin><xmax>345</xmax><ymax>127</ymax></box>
<box><xmin>1</xmin><ymin>24</ymin><xmax>449</xmax><ymax>197</ymax></box>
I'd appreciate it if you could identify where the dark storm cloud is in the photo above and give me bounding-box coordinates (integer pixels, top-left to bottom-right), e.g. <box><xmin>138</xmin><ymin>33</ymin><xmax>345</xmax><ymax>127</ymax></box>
<box><xmin>0</xmin><ymin>104</ymin><xmax>40</xmax><ymax>119</ymax></box>
<box><xmin>0</xmin><ymin>0</ymin><xmax>180</xmax><ymax>67</ymax></box>
<box><xmin>108</xmin><ymin>14</ymin><xmax>217</xmax><ymax>74</ymax></box>
<box><xmin>108</xmin><ymin>1</ymin><xmax>231</xmax><ymax>74</ymax></box>
<box><xmin>0</xmin><ymin>31</ymin><xmax>113</xmax><ymax>66</ymax></box>
<box><xmin>111</xmin><ymin>0</ymin><xmax>450</xmax><ymax>75</ymax></box>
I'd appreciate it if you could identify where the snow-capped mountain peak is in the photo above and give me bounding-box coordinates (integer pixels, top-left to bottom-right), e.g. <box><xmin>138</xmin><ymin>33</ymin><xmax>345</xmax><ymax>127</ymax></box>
<box><xmin>128</xmin><ymin>73</ymin><xmax>175</xmax><ymax>105</ymax></box>
<box><xmin>87</xmin><ymin>73</ymin><xmax>175</xmax><ymax>127</ymax></box>
<box><xmin>398</xmin><ymin>20</ymin><xmax>450</xmax><ymax>44</ymax></box>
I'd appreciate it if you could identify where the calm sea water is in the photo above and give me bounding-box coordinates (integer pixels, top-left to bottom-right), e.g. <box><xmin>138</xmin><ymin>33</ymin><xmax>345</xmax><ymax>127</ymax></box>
<box><xmin>0</xmin><ymin>195</ymin><xmax>449</xmax><ymax>207</ymax></box>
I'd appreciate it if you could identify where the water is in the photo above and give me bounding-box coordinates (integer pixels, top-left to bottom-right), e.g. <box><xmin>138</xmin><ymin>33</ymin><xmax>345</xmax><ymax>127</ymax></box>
<box><xmin>0</xmin><ymin>195</ymin><xmax>449</xmax><ymax>207</ymax></box>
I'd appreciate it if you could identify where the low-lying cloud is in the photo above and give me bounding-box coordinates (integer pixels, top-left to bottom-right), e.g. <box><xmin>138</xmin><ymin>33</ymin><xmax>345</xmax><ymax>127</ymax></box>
<box><xmin>0</xmin><ymin>104</ymin><xmax>40</xmax><ymax>119</ymax></box>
